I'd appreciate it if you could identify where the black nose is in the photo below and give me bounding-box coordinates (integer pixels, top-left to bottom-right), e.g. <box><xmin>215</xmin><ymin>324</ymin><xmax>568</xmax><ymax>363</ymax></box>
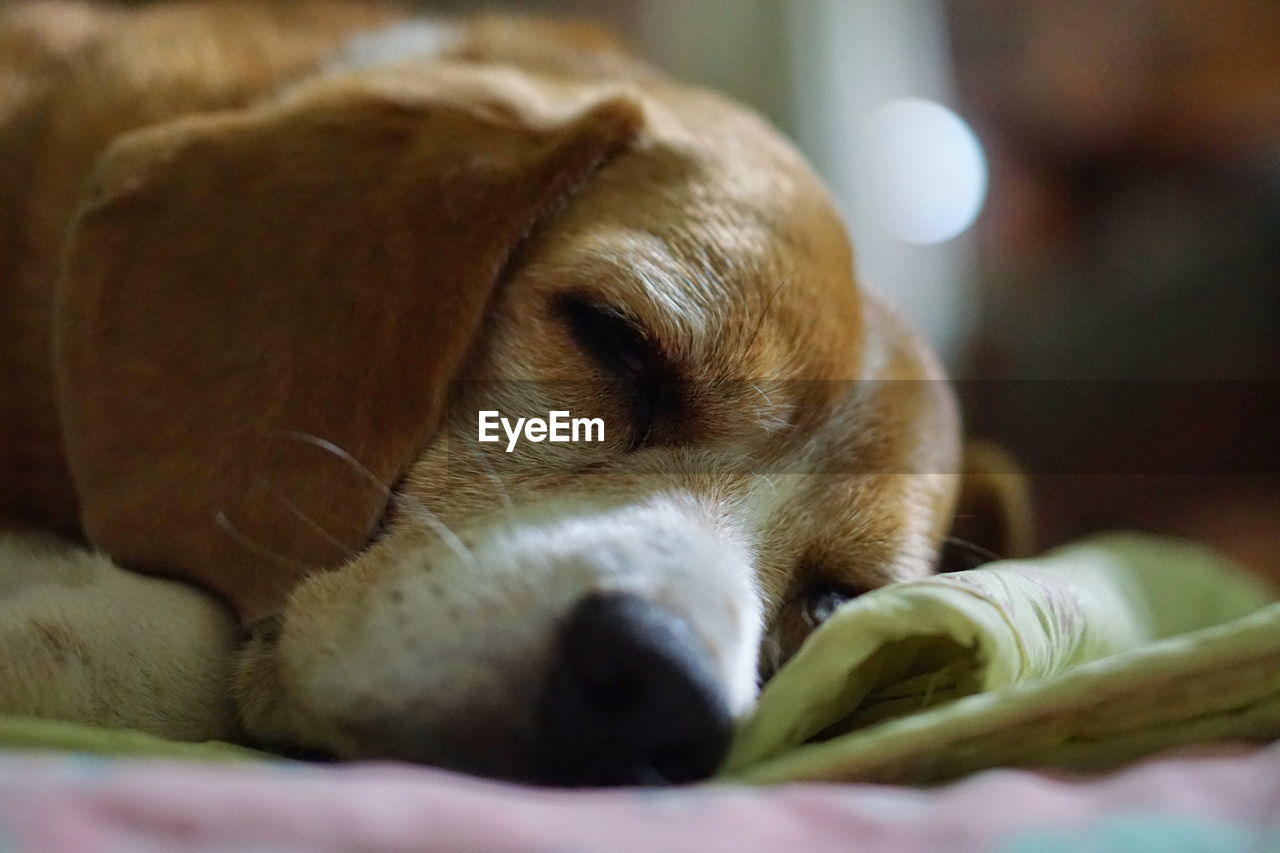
<box><xmin>536</xmin><ymin>592</ymin><xmax>733</xmax><ymax>787</ymax></box>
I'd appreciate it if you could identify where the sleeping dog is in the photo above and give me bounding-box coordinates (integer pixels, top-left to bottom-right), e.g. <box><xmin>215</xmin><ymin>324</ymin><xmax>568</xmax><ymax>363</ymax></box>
<box><xmin>0</xmin><ymin>1</ymin><xmax>1027</xmax><ymax>785</ymax></box>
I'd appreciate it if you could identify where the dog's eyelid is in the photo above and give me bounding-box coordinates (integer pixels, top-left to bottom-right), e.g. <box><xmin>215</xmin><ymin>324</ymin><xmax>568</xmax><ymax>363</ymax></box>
<box><xmin>556</xmin><ymin>293</ymin><xmax>653</xmax><ymax>351</ymax></box>
<box><xmin>555</xmin><ymin>293</ymin><xmax>681</xmax><ymax>445</ymax></box>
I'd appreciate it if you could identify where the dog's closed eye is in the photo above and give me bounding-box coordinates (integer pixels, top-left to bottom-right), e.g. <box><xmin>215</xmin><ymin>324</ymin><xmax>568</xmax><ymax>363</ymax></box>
<box><xmin>557</xmin><ymin>294</ymin><xmax>682</xmax><ymax>448</ymax></box>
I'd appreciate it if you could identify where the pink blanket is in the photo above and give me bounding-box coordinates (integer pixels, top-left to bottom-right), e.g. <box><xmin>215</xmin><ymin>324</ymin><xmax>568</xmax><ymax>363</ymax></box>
<box><xmin>1</xmin><ymin>744</ymin><xmax>1277</xmax><ymax>852</ymax></box>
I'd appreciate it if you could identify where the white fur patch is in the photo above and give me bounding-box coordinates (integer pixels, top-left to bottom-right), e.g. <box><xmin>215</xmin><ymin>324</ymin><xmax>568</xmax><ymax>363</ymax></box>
<box><xmin>0</xmin><ymin>532</ymin><xmax>238</xmax><ymax>739</ymax></box>
<box><xmin>323</xmin><ymin>20</ymin><xmax>465</xmax><ymax>76</ymax></box>
<box><xmin>287</xmin><ymin>494</ymin><xmax>765</xmax><ymax>738</ymax></box>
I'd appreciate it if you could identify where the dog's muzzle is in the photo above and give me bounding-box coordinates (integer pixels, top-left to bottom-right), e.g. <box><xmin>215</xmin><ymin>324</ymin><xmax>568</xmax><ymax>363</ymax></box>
<box><xmin>536</xmin><ymin>592</ymin><xmax>733</xmax><ymax>786</ymax></box>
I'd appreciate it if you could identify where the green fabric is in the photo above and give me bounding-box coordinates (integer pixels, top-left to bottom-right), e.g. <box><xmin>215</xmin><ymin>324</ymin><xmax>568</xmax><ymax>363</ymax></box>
<box><xmin>720</xmin><ymin>533</ymin><xmax>1280</xmax><ymax>784</ymax></box>
<box><xmin>1</xmin><ymin>533</ymin><xmax>1277</xmax><ymax>783</ymax></box>
<box><xmin>0</xmin><ymin>715</ymin><xmax>266</xmax><ymax>761</ymax></box>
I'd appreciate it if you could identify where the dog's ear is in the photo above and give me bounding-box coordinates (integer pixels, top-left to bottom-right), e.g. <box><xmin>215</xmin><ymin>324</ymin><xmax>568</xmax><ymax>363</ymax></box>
<box><xmin>941</xmin><ymin>442</ymin><xmax>1034</xmax><ymax>571</ymax></box>
<box><xmin>56</xmin><ymin>83</ymin><xmax>643</xmax><ymax>621</ymax></box>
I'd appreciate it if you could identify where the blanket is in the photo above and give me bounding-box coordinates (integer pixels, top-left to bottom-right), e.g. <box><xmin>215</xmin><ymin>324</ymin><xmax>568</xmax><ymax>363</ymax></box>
<box><xmin>723</xmin><ymin>533</ymin><xmax>1280</xmax><ymax>783</ymax></box>
<box><xmin>2</xmin><ymin>533</ymin><xmax>1279</xmax><ymax>851</ymax></box>
<box><xmin>0</xmin><ymin>744</ymin><xmax>1278</xmax><ymax>852</ymax></box>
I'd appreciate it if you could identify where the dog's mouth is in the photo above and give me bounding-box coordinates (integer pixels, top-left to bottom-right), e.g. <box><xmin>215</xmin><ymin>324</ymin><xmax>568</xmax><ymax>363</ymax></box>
<box><xmin>363</xmin><ymin>497</ymin><xmax>395</xmax><ymax>550</ymax></box>
<box><xmin>354</xmin><ymin>477</ymin><xmax>409</xmax><ymax>556</ymax></box>
<box><xmin>248</xmin><ymin>589</ymin><xmax>737</xmax><ymax>786</ymax></box>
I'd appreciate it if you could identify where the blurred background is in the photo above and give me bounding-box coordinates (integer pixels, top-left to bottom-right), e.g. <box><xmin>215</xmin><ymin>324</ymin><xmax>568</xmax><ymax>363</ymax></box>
<box><xmin>419</xmin><ymin>0</ymin><xmax>1280</xmax><ymax>572</ymax></box>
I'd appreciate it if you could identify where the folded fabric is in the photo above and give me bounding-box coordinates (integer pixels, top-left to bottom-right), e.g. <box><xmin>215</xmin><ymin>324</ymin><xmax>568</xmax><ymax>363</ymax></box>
<box><xmin>721</xmin><ymin>533</ymin><xmax>1280</xmax><ymax>784</ymax></box>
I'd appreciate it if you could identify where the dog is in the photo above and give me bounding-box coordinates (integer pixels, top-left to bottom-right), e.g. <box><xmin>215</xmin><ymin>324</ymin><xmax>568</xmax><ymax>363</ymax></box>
<box><xmin>0</xmin><ymin>1</ymin><xmax>1028</xmax><ymax>785</ymax></box>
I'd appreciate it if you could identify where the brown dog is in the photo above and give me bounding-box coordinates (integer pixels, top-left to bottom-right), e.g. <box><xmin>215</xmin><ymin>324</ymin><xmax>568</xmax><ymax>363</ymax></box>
<box><xmin>0</xmin><ymin>1</ymin><xmax>1026</xmax><ymax>784</ymax></box>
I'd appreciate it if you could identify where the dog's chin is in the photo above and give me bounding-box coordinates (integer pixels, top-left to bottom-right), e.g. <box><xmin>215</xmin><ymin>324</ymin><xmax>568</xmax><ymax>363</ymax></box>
<box><xmin>233</xmin><ymin>635</ymin><xmax>732</xmax><ymax>786</ymax></box>
<box><xmin>305</xmin><ymin>708</ymin><xmax>550</xmax><ymax>784</ymax></box>
<box><xmin>232</xmin><ymin>630</ymin><xmax>528</xmax><ymax>776</ymax></box>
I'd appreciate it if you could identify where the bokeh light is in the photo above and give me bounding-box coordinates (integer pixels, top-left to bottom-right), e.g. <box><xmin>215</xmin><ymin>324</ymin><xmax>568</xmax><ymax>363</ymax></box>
<box><xmin>859</xmin><ymin>97</ymin><xmax>988</xmax><ymax>245</ymax></box>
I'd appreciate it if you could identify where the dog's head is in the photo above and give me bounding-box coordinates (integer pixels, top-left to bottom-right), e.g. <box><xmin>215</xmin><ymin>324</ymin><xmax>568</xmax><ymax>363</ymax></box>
<box><xmin>55</xmin><ymin>48</ymin><xmax>1026</xmax><ymax>784</ymax></box>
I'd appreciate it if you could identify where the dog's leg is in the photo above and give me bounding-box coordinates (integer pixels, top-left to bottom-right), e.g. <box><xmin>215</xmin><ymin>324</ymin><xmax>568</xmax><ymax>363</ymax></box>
<box><xmin>0</xmin><ymin>530</ymin><xmax>241</xmax><ymax>741</ymax></box>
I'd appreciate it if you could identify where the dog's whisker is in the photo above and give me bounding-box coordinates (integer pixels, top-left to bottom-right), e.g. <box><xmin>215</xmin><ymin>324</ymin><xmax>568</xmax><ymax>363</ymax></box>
<box><xmin>214</xmin><ymin>510</ymin><xmax>321</xmax><ymax>574</ymax></box>
<box><xmin>468</xmin><ymin>442</ymin><xmax>514</xmax><ymax>513</ymax></box>
<box><xmin>280</xmin><ymin>431</ymin><xmax>393</xmax><ymax>498</ymax></box>
<box><xmin>253</xmin><ymin>474</ymin><xmax>356</xmax><ymax>554</ymax></box>
<box><xmin>280</xmin><ymin>430</ymin><xmax>475</xmax><ymax>565</ymax></box>
<box><xmin>393</xmin><ymin>493</ymin><xmax>477</xmax><ymax>567</ymax></box>
<box><xmin>751</xmin><ymin>470</ymin><xmax>778</xmax><ymax>497</ymax></box>
<box><xmin>942</xmin><ymin>535</ymin><xmax>1002</xmax><ymax>565</ymax></box>
<box><xmin>741</xmin><ymin>270</ymin><xmax>792</xmax><ymax>354</ymax></box>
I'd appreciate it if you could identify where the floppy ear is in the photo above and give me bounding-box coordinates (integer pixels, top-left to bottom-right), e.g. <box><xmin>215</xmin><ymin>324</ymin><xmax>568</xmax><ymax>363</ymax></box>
<box><xmin>56</xmin><ymin>82</ymin><xmax>642</xmax><ymax>621</ymax></box>
<box><xmin>941</xmin><ymin>441</ymin><xmax>1035</xmax><ymax>571</ymax></box>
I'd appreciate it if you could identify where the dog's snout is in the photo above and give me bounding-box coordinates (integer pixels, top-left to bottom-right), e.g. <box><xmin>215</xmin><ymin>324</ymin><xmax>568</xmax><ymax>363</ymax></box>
<box><xmin>537</xmin><ymin>592</ymin><xmax>732</xmax><ymax>787</ymax></box>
